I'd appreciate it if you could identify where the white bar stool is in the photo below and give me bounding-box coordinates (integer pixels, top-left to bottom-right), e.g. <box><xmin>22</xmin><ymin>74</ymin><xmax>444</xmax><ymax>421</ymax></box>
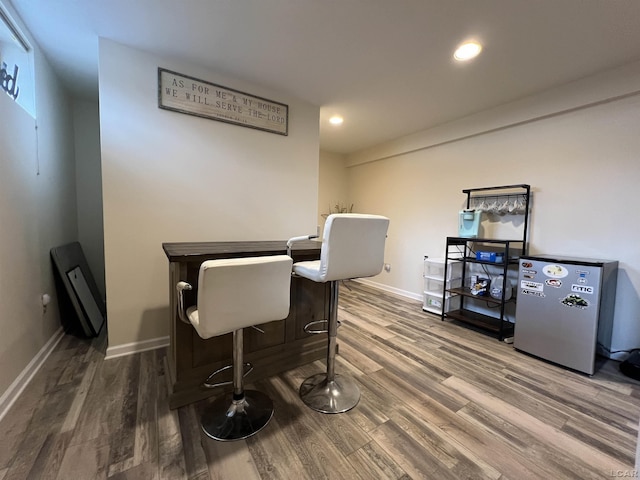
<box><xmin>288</xmin><ymin>213</ymin><xmax>389</xmax><ymax>413</ymax></box>
<box><xmin>176</xmin><ymin>255</ymin><xmax>292</xmax><ymax>441</ymax></box>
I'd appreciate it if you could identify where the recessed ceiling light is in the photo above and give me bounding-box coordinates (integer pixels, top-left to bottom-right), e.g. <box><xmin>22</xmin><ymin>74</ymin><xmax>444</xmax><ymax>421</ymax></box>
<box><xmin>329</xmin><ymin>115</ymin><xmax>344</xmax><ymax>125</ymax></box>
<box><xmin>454</xmin><ymin>41</ymin><xmax>482</xmax><ymax>61</ymax></box>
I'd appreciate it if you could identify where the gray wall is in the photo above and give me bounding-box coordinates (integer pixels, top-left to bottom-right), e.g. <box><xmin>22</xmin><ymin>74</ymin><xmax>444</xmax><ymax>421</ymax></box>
<box><xmin>0</xmin><ymin>12</ymin><xmax>77</xmax><ymax>404</ymax></box>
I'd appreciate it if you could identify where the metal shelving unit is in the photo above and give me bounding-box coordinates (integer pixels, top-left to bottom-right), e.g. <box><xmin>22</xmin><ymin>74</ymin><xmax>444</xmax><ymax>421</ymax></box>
<box><xmin>441</xmin><ymin>185</ymin><xmax>530</xmax><ymax>340</ymax></box>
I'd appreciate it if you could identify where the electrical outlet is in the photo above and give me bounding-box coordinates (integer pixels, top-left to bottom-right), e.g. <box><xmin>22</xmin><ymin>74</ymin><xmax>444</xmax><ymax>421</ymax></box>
<box><xmin>42</xmin><ymin>293</ymin><xmax>51</xmax><ymax>314</ymax></box>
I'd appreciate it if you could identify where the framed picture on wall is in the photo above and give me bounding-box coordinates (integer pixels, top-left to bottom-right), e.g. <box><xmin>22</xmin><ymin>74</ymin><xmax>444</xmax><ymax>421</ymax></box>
<box><xmin>158</xmin><ymin>67</ymin><xmax>288</xmax><ymax>136</ymax></box>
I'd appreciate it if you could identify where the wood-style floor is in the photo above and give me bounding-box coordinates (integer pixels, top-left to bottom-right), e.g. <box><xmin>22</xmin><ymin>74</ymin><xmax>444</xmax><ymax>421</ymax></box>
<box><xmin>1</xmin><ymin>281</ymin><xmax>640</xmax><ymax>479</ymax></box>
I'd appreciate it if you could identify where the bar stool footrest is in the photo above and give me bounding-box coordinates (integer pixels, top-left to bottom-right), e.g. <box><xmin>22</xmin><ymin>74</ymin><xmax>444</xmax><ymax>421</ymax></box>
<box><xmin>204</xmin><ymin>362</ymin><xmax>254</xmax><ymax>389</ymax></box>
<box><xmin>303</xmin><ymin>319</ymin><xmax>342</xmax><ymax>335</ymax></box>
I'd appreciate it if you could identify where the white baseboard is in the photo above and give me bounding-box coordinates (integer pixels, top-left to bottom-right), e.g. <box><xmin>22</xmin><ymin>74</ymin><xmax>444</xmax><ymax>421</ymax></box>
<box><xmin>353</xmin><ymin>278</ymin><xmax>422</xmax><ymax>302</ymax></box>
<box><xmin>105</xmin><ymin>336</ymin><xmax>170</xmax><ymax>360</ymax></box>
<box><xmin>0</xmin><ymin>326</ymin><xmax>65</xmax><ymax>423</ymax></box>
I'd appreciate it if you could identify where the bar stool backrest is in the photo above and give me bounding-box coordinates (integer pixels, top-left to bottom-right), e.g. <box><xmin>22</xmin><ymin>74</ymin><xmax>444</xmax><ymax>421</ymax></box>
<box><xmin>319</xmin><ymin>214</ymin><xmax>390</xmax><ymax>282</ymax></box>
<box><xmin>190</xmin><ymin>255</ymin><xmax>293</xmax><ymax>339</ymax></box>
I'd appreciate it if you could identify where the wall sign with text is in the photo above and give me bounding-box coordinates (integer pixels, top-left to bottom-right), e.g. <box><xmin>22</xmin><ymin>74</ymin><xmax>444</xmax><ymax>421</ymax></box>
<box><xmin>158</xmin><ymin>68</ymin><xmax>288</xmax><ymax>136</ymax></box>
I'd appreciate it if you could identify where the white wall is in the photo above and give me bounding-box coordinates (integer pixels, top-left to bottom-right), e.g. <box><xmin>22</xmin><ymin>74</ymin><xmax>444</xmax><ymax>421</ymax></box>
<box><xmin>318</xmin><ymin>150</ymin><xmax>349</xmax><ymax>235</ymax></box>
<box><xmin>0</xmin><ymin>3</ymin><xmax>76</xmax><ymax>399</ymax></box>
<box><xmin>73</xmin><ymin>100</ymin><xmax>105</xmax><ymax>299</ymax></box>
<box><xmin>98</xmin><ymin>39</ymin><xmax>320</xmax><ymax>349</ymax></box>
<box><xmin>346</xmin><ymin>60</ymin><xmax>640</xmax><ymax>358</ymax></box>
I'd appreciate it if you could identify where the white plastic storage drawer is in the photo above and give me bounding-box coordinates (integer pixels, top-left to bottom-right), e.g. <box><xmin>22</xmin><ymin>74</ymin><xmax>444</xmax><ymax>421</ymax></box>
<box><xmin>423</xmin><ymin>257</ymin><xmax>462</xmax><ymax>280</ymax></box>
<box><xmin>423</xmin><ymin>292</ymin><xmax>460</xmax><ymax>314</ymax></box>
<box><xmin>423</xmin><ymin>276</ymin><xmax>462</xmax><ymax>294</ymax></box>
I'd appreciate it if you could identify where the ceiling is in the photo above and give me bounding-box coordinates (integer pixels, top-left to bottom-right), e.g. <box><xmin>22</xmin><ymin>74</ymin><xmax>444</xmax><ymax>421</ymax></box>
<box><xmin>8</xmin><ymin>0</ymin><xmax>640</xmax><ymax>154</ymax></box>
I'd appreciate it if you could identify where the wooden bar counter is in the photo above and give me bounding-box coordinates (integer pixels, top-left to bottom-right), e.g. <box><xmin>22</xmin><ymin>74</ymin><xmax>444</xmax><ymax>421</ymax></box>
<box><xmin>162</xmin><ymin>240</ymin><xmax>329</xmax><ymax>409</ymax></box>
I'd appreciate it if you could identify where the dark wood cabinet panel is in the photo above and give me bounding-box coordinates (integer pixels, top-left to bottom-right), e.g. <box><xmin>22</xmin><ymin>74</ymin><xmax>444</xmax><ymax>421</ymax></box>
<box><xmin>294</xmin><ymin>277</ymin><xmax>328</xmax><ymax>340</ymax></box>
<box><xmin>163</xmin><ymin>240</ymin><xmax>329</xmax><ymax>409</ymax></box>
<box><xmin>191</xmin><ymin>332</ymin><xmax>232</xmax><ymax>368</ymax></box>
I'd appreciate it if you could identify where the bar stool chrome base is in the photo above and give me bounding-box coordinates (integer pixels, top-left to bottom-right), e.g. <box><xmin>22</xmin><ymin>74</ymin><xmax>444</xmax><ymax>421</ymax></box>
<box><xmin>299</xmin><ymin>373</ymin><xmax>360</xmax><ymax>414</ymax></box>
<box><xmin>201</xmin><ymin>390</ymin><xmax>274</xmax><ymax>441</ymax></box>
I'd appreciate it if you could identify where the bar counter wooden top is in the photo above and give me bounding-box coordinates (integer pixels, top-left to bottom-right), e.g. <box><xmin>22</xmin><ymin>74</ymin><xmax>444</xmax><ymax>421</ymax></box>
<box><xmin>162</xmin><ymin>240</ymin><xmax>329</xmax><ymax>409</ymax></box>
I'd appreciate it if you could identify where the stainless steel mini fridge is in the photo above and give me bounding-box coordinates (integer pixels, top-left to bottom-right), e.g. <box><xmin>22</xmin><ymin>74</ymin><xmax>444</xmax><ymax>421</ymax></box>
<box><xmin>514</xmin><ymin>254</ymin><xmax>618</xmax><ymax>375</ymax></box>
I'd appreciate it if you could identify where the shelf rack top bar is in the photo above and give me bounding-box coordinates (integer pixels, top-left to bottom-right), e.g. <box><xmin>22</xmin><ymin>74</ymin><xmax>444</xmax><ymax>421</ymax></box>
<box><xmin>462</xmin><ymin>184</ymin><xmax>530</xmax><ymax>194</ymax></box>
